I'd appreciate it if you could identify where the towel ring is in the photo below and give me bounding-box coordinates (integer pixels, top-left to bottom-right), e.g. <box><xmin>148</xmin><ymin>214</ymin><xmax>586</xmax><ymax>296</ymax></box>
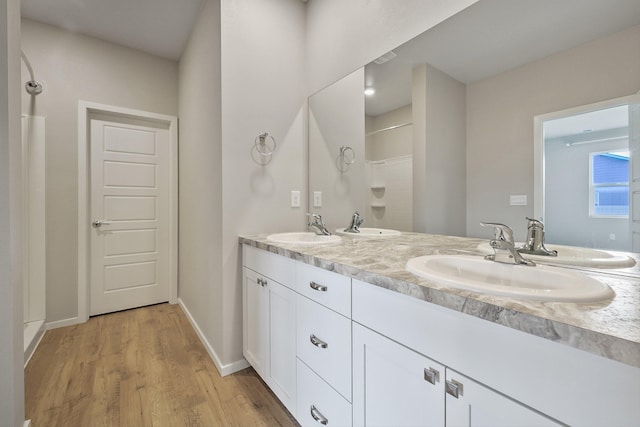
<box><xmin>254</xmin><ymin>132</ymin><xmax>276</xmax><ymax>156</ymax></box>
<box><xmin>340</xmin><ymin>146</ymin><xmax>355</xmax><ymax>165</ymax></box>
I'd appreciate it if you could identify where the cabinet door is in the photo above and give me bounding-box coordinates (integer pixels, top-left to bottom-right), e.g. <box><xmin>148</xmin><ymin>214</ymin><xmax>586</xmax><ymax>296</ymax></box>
<box><xmin>243</xmin><ymin>268</ymin><xmax>268</xmax><ymax>377</ymax></box>
<box><xmin>445</xmin><ymin>369</ymin><xmax>562</xmax><ymax>427</ymax></box>
<box><xmin>353</xmin><ymin>323</ymin><xmax>445</xmax><ymax>427</ymax></box>
<box><xmin>267</xmin><ymin>279</ymin><xmax>297</xmax><ymax>416</ymax></box>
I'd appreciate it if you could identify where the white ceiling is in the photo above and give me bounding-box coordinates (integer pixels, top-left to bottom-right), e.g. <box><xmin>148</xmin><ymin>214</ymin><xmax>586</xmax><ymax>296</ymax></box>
<box><xmin>21</xmin><ymin>0</ymin><xmax>204</xmax><ymax>60</ymax></box>
<box><xmin>365</xmin><ymin>0</ymin><xmax>640</xmax><ymax>117</ymax></box>
<box><xmin>544</xmin><ymin>105</ymin><xmax>629</xmax><ymax>140</ymax></box>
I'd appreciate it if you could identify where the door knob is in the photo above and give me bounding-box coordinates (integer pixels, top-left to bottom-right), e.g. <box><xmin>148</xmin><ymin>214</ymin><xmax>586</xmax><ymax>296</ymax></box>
<box><xmin>92</xmin><ymin>220</ymin><xmax>110</xmax><ymax>228</ymax></box>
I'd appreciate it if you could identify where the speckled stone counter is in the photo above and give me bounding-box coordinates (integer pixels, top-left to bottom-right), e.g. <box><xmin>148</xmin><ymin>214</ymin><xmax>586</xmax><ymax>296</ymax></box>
<box><xmin>240</xmin><ymin>232</ymin><xmax>640</xmax><ymax>368</ymax></box>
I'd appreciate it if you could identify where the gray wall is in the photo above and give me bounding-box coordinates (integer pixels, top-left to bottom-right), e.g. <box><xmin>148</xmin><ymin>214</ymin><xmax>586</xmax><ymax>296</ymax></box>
<box><xmin>1</xmin><ymin>0</ymin><xmax>25</xmax><ymax>424</ymax></box>
<box><xmin>178</xmin><ymin>0</ymin><xmax>225</xmax><ymax>369</ymax></box>
<box><xmin>21</xmin><ymin>19</ymin><xmax>179</xmax><ymax>325</ymax></box>
<box><xmin>179</xmin><ymin>0</ymin><xmax>307</xmax><ymax>372</ymax></box>
<box><xmin>413</xmin><ymin>63</ymin><xmax>467</xmax><ymax>236</ymax></box>
<box><xmin>545</xmin><ymin>130</ymin><xmax>629</xmax><ymax>250</ymax></box>
<box><xmin>467</xmin><ymin>24</ymin><xmax>640</xmax><ymax>241</ymax></box>
<box><xmin>220</xmin><ymin>0</ymin><xmax>307</xmax><ymax>367</ymax></box>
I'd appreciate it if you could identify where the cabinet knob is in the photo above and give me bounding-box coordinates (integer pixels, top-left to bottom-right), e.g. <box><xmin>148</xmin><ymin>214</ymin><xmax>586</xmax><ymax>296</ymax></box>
<box><xmin>310</xmin><ymin>334</ymin><xmax>329</xmax><ymax>349</ymax></box>
<box><xmin>310</xmin><ymin>405</ymin><xmax>328</xmax><ymax>425</ymax></box>
<box><xmin>257</xmin><ymin>278</ymin><xmax>267</xmax><ymax>287</ymax></box>
<box><xmin>424</xmin><ymin>367</ymin><xmax>440</xmax><ymax>385</ymax></box>
<box><xmin>310</xmin><ymin>281</ymin><xmax>328</xmax><ymax>292</ymax></box>
<box><xmin>445</xmin><ymin>379</ymin><xmax>463</xmax><ymax>399</ymax></box>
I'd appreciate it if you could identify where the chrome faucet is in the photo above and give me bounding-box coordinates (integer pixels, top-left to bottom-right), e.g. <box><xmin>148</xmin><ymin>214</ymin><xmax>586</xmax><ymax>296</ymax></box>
<box><xmin>307</xmin><ymin>213</ymin><xmax>331</xmax><ymax>236</ymax></box>
<box><xmin>343</xmin><ymin>211</ymin><xmax>365</xmax><ymax>233</ymax></box>
<box><xmin>517</xmin><ymin>217</ymin><xmax>557</xmax><ymax>257</ymax></box>
<box><xmin>480</xmin><ymin>222</ymin><xmax>535</xmax><ymax>266</ymax></box>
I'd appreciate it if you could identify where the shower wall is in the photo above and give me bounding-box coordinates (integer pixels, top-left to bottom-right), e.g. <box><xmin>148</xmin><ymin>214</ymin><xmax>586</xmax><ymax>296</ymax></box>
<box><xmin>21</xmin><ymin>114</ymin><xmax>45</xmax><ymax>363</ymax></box>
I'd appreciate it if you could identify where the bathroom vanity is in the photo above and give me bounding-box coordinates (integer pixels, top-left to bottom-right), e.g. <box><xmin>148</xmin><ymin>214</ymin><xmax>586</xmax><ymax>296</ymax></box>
<box><xmin>240</xmin><ymin>232</ymin><xmax>640</xmax><ymax>427</ymax></box>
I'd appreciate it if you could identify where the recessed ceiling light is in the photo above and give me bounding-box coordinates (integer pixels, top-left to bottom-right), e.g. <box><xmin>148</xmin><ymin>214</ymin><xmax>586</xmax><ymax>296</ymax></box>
<box><xmin>364</xmin><ymin>87</ymin><xmax>376</xmax><ymax>96</ymax></box>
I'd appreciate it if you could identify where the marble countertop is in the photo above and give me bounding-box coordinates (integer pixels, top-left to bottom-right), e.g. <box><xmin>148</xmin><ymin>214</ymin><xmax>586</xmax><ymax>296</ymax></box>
<box><xmin>240</xmin><ymin>232</ymin><xmax>640</xmax><ymax>368</ymax></box>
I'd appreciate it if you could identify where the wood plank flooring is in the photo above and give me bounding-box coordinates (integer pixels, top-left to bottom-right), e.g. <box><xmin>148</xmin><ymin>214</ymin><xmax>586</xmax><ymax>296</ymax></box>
<box><xmin>25</xmin><ymin>303</ymin><xmax>299</xmax><ymax>427</ymax></box>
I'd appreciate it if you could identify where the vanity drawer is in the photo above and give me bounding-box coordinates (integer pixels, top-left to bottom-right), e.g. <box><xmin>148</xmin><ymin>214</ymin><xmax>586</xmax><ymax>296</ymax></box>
<box><xmin>297</xmin><ymin>294</ymin><xmax>352</xmax><ymax>401</ymax></box>
<box><xmin>297</xmin><ymin>359</ymin><xmax>352</xmax><ymax>427</ymax></box>
<box><xmin>295</xmin><ymin>261</ymin><xmax>351</xmax><ymax>317</ymax></box>
<box><xmin>243</xmin><ymin>244</ymin><xmax>295</xmax><ymax>289</ymax></box>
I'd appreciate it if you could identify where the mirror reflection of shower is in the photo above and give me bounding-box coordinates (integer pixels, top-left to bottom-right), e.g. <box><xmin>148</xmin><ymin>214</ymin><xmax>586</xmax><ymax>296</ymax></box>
<box><xmin>21</xmin><ymin>50</ymin><xmax>43</xmax><ymax>95</ymax></box>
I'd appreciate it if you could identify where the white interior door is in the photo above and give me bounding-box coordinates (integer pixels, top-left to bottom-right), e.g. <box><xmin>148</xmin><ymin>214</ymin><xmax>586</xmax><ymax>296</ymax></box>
<box><xmin>630</xmin><ymin>98</ymin><xmax>640</xmax><ymax>252</ymax></box>
<box><xmin>89</xmin><ymin>115</ymin><xmax>170</xmax><ymax>315</ymax></box>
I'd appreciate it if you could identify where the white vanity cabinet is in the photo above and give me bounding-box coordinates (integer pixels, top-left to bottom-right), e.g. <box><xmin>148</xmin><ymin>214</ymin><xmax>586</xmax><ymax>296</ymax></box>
<box><xmin>296</xmin><ymin>294</ymin><xmax>352</xmax><ymax>400</ymax></box>
<box><xmin>242</xmin><ymin>245</ymin><xmax>297</xmax><ymax>417</ymax></box>
<box><xmin>444</xmin><ymin>369</ymin><xmax>561</xmax><ymax>427</ymax></box>
<box><xmin>242</xmin><ymin>243</ymin><xmax>639</xmax><ymax>427</ymax></box>
<box><xmin>353</xmin><ymin>323</ymin><xmax>445</xmax><ymax>427</ymax></box>
<box><xmin>352</xmin><ymin>279</ymin><xmax>639</xmax><ymax>427</ymax></box>
<box><xmin>242</xmin><ymin>245</ymin><xmax>353</xmax><ymax>426</ymax></box>
<box><xmin>295</xmin><ymin>262</ymin><xmax>353</xmax><ymax>427</ymax></box>
<box><xmin>242</xmin><ymin>268</ymin><xmax>269</xmax><ymax>377</ymax></box>
<box><xmin>353</xmin><ymin>320</ymin><xmax>562</xmax><ymax>427</ymax></box>
<box><xmin>297</xmin><ymin>360</ymin><xmax>352</xmax><ymax>427</ymax></box>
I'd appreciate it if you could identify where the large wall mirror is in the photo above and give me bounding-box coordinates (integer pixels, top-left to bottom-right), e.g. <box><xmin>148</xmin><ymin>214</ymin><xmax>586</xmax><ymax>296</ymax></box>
<box><xmin>308</xmin><ymin>0</ymin><xmax>640</xmax><ymax>255</ymax></box>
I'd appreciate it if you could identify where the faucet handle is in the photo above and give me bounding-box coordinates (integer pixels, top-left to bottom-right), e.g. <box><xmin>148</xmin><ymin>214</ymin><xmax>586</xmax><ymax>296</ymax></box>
<box><xmin>480</xmin><ymin>222</ymin><xmax>514</xmax><ymax>244</ymax></box>
<box><xmin>525</xmin><ymin>217</ymin><xmax>544</xmax><ymax>229</ymax></box>
<box><xmin>353</xmin><ymin>211</ymin><xmax>364</xmax><ymax>227</ymax></box>
<box><xmin>306</xmin><ymin>212</ymin><xmax>323</xmax><ymax>222</ymax></box>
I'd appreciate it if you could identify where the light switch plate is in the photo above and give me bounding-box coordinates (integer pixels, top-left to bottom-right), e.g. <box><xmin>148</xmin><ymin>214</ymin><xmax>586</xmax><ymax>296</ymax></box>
<box><xmin>290</xmin><ymin>190</ymin><xmax>300</xmax><ymax>208</ymax></box>
<box><xmin>509</xmin><ymin>195</ymin><xmax>527</xmax><ymax>206</ymax></box>
<box><xmin>313</xmin><ymin>191</ymin><xmax>322</xmax><ymax>208</ymax></box>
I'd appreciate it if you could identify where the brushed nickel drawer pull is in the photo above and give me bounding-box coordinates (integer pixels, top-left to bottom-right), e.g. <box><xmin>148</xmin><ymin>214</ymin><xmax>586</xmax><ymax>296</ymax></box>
<box><xmin>310</xmin><ymin>281</ymin><xmax>327</xmax><ymax>292</ymax></box>
<box><xmin>310</xmin><ymin>334</ymin><xmax>328</xmax><ymax>349</ymax></box>
<box><xmin>446</xmin><ymin>379</ymin><xmax>463</xmax><ymax>398</ymax></box>
<box><xmin>310</xmin><ymin>405</ymin><xmax>328</xmax><ymax>425</ymax></box>
<box><xmin>424</xmin><ymin>367</ymin><xmax>440</xmax><ymax>385</ymax></box>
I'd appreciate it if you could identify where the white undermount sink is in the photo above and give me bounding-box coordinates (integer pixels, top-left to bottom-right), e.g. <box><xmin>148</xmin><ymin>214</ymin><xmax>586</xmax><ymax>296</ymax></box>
<box><xmin>406</xmin><ymin>255</ymin><xmax>615</xmax><ymax>303</ymax></box>
<box><xmin>476</xmin><ymin>242</ymin><xmax>636</xmax><ymax>269</ymax></box>
<box><xmin>266</xmin><ymin>232</ymin><xmax>341</xmax><ymax>245</ymax></box>
<box><xmin>334</xmin><ymin>227</ymin><xmax>401</xmax><ymax>238</ymax></box>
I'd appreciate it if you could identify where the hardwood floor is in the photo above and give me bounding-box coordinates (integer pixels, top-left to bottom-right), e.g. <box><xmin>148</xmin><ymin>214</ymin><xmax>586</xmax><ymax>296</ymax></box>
<box><xmin>25</xmin><ymin>303</ymin><xmax>299</xmax><ymax>427</ymax></box>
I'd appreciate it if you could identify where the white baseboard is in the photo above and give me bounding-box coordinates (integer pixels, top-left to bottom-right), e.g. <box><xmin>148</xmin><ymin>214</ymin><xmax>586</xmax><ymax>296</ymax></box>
<box><xmin>24</xmin><ymin>420</ymin><xmax>31</xmax><ymax>427</ymax></box>
<box><xmin>24</xmin><ymin>320</ymin><xmax>46</xmax><ymax>367</ymax></box>
<box><xmin>178</xmin><ymin>298</ymin><xmax>250</xmax><ymax>377</ymax></box>
<box><xmin>45</xmin><ymin>316</ymin><xmax>83</xmax><ymax>330</ymax></box>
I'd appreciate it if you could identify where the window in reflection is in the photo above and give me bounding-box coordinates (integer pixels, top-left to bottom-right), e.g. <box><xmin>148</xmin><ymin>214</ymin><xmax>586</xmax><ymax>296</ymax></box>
<box><xmin>590</xmin><ymin>151</ymin><xmax>629</xmax><ymax>218</ymax></box>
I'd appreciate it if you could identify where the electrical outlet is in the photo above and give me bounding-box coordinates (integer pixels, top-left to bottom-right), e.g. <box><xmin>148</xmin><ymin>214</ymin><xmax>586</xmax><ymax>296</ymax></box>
<box><xmin>290</xmin><ymin>190</ymin><xmax>300</xmax><ymax>208</ymax></box>
<box><xmin>313</xmin><ymin>191</ymin><xmax>322</xmax><ymax>208</ymax></box>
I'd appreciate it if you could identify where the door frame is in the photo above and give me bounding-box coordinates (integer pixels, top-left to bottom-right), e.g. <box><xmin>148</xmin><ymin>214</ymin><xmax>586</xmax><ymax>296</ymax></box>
<box><xmin>77</xmin><ymin>101</ymin><xmax>178</xmax><ymax>323</ymax></box>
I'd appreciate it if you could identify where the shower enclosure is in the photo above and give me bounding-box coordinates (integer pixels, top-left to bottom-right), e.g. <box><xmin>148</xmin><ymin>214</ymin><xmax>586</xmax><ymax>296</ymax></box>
<box><xmin>21</xmin><ymin>49</ymin><xmax>46</xmax><ymax>364</ymax></box>
<box><xmin>22</xmin><ymin>115</ymin><xmax>46</xmax><ymax>364</ymax></box>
